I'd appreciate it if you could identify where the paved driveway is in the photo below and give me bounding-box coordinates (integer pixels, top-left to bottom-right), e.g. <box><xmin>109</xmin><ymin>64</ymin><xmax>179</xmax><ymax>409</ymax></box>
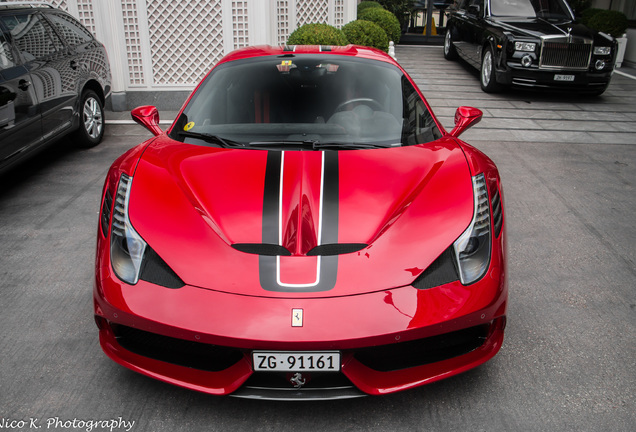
<box><xmin>0</xmin><ymin>46</ymin><xmax>634</xmax><ymax>432</ymax></box>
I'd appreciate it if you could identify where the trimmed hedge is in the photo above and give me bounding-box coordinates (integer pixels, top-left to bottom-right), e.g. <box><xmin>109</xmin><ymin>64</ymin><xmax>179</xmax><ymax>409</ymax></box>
<box><xmin>358</xmin><ymin>1</ymin><xmax>383</xmax><ymax>15</ymax></box>
<box><xmin>358</xmin><ymin>7</ymin><xmax>401</xmax><ymax>43</ymax></box>
<box><xmin>342</xmin><ymin>20</ymin><xmax>389</xmax><ymax>52</ymax></box>
<box><xmin>587</xmin><ymin>10</ymin><xmax>628</xmax><ymax>38</ymax></box>
<box><xmin>287</xmin><ymin>23</ymin><xmax>348</xmax><ymax>46</ymax></box>
<box><xmin>579</xmin><ymin>8</ymin><xmax>603</xmax><ymax>26</ymax></box>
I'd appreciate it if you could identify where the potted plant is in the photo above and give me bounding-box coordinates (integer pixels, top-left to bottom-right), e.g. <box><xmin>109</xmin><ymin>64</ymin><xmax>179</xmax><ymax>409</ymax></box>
<box><xmin>587</xmin><ymin>10</ymin><xmax>629</xmax><ymax>67</ymax></box>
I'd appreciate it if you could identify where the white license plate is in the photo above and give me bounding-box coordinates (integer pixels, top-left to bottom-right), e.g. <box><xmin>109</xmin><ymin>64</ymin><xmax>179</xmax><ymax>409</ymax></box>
<box><xmin>554</xmin><ymin>74</ymin><xmax>575</xmax><ymax>82</ymax></box>
<box><xmin>253</xmin><ymin>351</ymin><xmax>340</xmax><ymax>372</ymax></box>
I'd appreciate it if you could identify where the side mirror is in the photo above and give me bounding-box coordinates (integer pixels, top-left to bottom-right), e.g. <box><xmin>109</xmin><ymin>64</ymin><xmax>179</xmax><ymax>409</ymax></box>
<box><xmin>468</xmin><ymin>4</ymin><xmax>480</xmax><ymax>16</ymax></box>
<box><xmin>449</xmin><ymin>106</ymin><xmax>482</xmax><ymax>138</ymax></box>
<box><xmin>131</xmin><ymin>105</ymin><xmax>163</xmax><ymax>136</ymax></box>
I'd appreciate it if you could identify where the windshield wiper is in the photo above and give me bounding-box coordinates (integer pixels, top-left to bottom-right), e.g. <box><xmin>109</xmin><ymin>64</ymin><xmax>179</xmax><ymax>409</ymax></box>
<box><xmin>177</xmin><ymin>131</ymin><xmax>245</xmax><ymax>148</ymax></box>
<box><xmin>248</xmin><ymin>140</ymin><xmax>391</xmax><ymax>150</ymax></box>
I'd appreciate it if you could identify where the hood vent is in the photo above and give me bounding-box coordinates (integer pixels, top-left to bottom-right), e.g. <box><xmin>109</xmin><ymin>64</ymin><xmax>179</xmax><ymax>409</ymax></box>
<box><xmin>232</xmin><ymin>243</ymin><xmax>367</xmax><ymax>256</ymax></box>
<box><xmin>307</xmin><ymin>243</ymin><xmax>367</xmax><ymax>256</ymax></box>
<box><xmin>232</xmin><ymin>243</ymin><xmax>292</xmax><ymax>256</ymax></box>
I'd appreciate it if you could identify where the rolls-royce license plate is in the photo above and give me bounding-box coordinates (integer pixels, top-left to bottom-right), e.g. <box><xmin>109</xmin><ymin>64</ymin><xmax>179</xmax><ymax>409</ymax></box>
<box><xmin>253</xmin><ymin>351</ymin><xmax>340</xmax><ymax>371</ymax></box>
<box><xmin>554</xmin><ymin>74</ymin><xmax>575</xmax><ymax>82</ymax></box>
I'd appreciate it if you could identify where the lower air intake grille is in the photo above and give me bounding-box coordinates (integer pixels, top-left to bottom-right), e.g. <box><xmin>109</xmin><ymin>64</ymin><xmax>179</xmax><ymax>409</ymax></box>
<box><xmin>354</xmin><ymin>324</ymin><xmax>489</xmax><ymax>372</ymax></box>
<box><xmin>113</xmin><ymin>325</ymin><xmax>243</xmax><ymax>372</ymax></box>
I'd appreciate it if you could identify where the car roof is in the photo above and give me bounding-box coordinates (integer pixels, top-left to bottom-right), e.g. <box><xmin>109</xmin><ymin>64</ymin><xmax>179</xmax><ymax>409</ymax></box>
<box><xmin>217</xmin><ymin>44</ymin><xmax>400</xmax><ymax>68</ymax></box>
<box><xmin>0</xmin><ymin>1</ymin><xmax>55</xmax><ymax>11</ymax></box>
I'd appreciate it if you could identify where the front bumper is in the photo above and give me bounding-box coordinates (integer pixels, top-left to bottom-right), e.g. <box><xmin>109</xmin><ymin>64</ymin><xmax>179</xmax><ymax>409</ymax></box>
<box><xmin>94</xmin><ymin>267</ymin><xmax>507</xmax><ymax>398</ymax></box>
<box><xmin>497</xmin><ymin>64</ymin><xmax>612</xmax><ymax>92</ymax></box>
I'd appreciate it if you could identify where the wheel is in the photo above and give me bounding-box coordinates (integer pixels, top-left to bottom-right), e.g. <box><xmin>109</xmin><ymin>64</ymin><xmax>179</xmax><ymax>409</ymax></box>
<box><xmin>335</xmin><ymin>98</ymin><xmax>383</xmax><ymax>112</ymax></box>
<box><xmin>480</xmin><ymin>46</ymin><xmax>501</xmax><ymax>93</ymax></box>
<box><xmin>444</xmin><ymin>28</ymin><xmax>457</xmax><ymax>60</ymax></box>
<box><xmin>74</xmin><ymin>90</ymin><xmax>104</xmax><ymax>148</ymax></box>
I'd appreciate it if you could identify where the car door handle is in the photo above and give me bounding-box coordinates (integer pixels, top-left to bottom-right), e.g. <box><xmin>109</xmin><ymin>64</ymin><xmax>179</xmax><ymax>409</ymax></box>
<box><xmin>18</xmin><ymin>79</ymin><xmax>31</xmax><ymax>91</ymax></box>
<box><xmin>70</xmin><ymin>60</ymin><xmax>79</xmax><ymax>70</ymax></box>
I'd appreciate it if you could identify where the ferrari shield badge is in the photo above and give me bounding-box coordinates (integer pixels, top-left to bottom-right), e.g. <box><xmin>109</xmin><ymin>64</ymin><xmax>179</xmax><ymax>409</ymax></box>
<box><xmin>292</xmin><ymin>309</ymin><xmax>303</xmax><ymax>327</ymax></box>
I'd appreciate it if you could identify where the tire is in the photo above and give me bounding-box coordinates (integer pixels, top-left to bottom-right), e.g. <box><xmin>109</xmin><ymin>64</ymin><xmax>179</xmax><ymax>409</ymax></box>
<box><xmin>444</xmin><ymin>28</ymin><xmax>458</xmax><ymax>60</ymax></box>
<box><xmin>480</xmin><ymin>46</ymin><xmax>501</xmax><ymax>93</ymax></box>
<box><xmin>74</xmin><ymin>90</ymin><xmax>104</xmax><ymax>148</ymax></box>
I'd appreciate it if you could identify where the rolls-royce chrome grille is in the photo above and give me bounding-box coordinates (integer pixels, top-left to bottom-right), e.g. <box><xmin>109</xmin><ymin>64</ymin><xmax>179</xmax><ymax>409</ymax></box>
<box><xmin>539</xmin><ymin>36</ymin><xmax>592</xmax><ymax>70</ymax></box>
<box><xmin>539</xmin><ymin>37</ymin><xmax>592</xmax><ymax>70</ymax></box>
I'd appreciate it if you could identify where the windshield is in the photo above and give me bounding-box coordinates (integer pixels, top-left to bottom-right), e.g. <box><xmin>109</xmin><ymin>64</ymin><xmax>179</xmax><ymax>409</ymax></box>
<box><xmin>490</xmin><ymin>0</ymin><xmax>573</xmax><ymax>21</ymax></box>
<box><xmin>170</xmin><ymin>54</ymin><xmax>441</xmax><ymax>149</ymax></box>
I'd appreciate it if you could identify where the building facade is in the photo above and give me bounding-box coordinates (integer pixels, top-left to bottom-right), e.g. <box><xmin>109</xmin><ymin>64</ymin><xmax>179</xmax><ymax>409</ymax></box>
<box><xmin>11</xmin><ymin>0</ymin><xmax>357</xmax><ymax>110</ymax></box>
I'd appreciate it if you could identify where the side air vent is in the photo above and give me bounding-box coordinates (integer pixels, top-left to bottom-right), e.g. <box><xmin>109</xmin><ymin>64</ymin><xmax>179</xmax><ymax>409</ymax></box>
<box><xmin>139</xmin><ymin>246</ymin><xmax>185</xmax><ymax>289</ymax></box>
<box><xmin>232</xmin><ymin>244</ymin><xmax>292</xmax><ymax>256</ymax></box>
<box><xmin>491</xmin><ymin>188</ymin><xmax>503</xmax><ymax>238</ymax></box>
<box><xmin>412</xmin><ymin>247</ymin><xmax>459</xmax><ymax>290</ymax></box>
<box><xmin>307</xmin><ymin>243</ymin><xmax>367</xmax><ymax>256</ymax></box>
<box><xmin>100</xmin><ymin>189</ymin><xmax>113</xmax><ymax>237</ymax></box>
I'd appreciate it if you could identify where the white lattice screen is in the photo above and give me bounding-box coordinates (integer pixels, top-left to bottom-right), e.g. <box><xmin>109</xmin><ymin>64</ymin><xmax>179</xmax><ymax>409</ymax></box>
<box><xmin>334</xmin><ymin>0</ymin><xmax>345</xmax><ymax>28</ymax></box>
<box><xmin>232</xmin><ymin>1</ymin><xmax>249</xmax><ymax>49</ymax></box>
<box><xmin>296</xmin><ymin>0</ymin><xmax>329</xmax><ymax>27</ymax></box>
<box><xmin>146</xmin><ymin>0</ymin><xmax>224</xmax><ymax>86</ymax></box>
<box><xmin>121</xmin><ymin>0</ymin><xmax>145</xmax><ymax>86</ymax></box>
<box><xmin>75</xmin><ymin>0</ymin><xmax>95</xmax><ymax>35</ymax></box>
<box><xmin>276</xmin><ymin>0</ymin><xmax>291</xmax><ymax>45</ymax></box>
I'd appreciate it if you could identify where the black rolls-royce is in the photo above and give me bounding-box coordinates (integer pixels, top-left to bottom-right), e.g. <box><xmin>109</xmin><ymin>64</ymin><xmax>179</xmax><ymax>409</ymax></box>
<box><xmin>444</xmin><ymin>0</ymin><xmax>616</xmax><ymax>94</ymax></box>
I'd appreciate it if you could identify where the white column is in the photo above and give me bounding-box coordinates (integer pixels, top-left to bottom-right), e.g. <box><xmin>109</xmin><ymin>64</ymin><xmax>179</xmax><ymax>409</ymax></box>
<box><xmin>249</xmin><ymin>0</ymin><xmax>271</xmax><ymax>45</ymax></box>
<box><xmin>91</xmin><ymin>0</ymin><xmax>129</xmax><ymax>108</ymax></box>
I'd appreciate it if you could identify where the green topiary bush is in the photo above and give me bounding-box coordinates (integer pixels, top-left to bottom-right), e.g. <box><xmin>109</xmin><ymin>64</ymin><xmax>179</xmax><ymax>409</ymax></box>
<box><xmin>587</xmin><ymin>10</ymin><xmax>628</xmax><ymax>38</ymax></box>
<box><xmin>358</xmin><ymin>1</ymin><xmax>383</xmax><ymax>15</ymax></box>
<box><xmin>287</xmin><ymin>23</ymin><xmax>348</xmax><ymax>46</ymax></box>
<box><xmin>342</xmin><ymin>19</ymin><xmax>389</xmax><ymax>52</ymax></box>
<box><xmin>579</xmin><ymin>8</ymin><xmax>603</xmax><ymax>26</ymax></box>
<box><xmin>358</xmin><ymin>7</ymin><xmax>401</xmax><ymax>44</ymax></box>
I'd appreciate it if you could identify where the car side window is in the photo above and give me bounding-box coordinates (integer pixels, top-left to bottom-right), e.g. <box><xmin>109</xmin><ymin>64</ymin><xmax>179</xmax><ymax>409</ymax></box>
<box><xmin>47</xmin><ymin>13</ymin><xmax>93</xmax><ymax>46</ymax></box>
<box><xmin>0</xmin><ymin>32</ymin><xmax>16</xmax><ymax>70</ymax></box>
<box><xmin>0</xmin><ymin>13</ymin><xmax>63</xmax><ymax>61</ymax></box>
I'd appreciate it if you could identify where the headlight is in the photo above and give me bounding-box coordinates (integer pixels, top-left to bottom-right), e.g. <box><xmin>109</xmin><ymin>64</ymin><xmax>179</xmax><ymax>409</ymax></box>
<box><xmin>453</xmin><ymin>174</ymin><xmax>491</xmax><ymax>285</ymax></box>
<box><xmin>593</xmin><ymin>46</ymin><xmax>611</xmax><ymax>55</ymax></box>
<box><xmin>110</xmin><ymin>174</ymin><xmax>147</xmax><ymax>284</ymax></box>
<box><xmin>515</xmin><ymin>42</ymin><xmax>536</xmax><ymax>52</ymax></box>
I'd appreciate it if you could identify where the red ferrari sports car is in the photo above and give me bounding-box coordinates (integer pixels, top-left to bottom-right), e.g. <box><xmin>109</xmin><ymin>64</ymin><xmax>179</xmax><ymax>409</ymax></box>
<box><xmin>94</xmin><ymin>45</ymin><xmax>507</xmax><ymax>400</ymax></box>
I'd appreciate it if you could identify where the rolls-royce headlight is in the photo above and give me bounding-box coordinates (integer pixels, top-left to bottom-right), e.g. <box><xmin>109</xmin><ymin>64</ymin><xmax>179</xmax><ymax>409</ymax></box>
<box><xmin>515</xmin><ymin>42</ymin><xmax>536</xmax><ymax>52</ymax></box>
<box><xmin>593</xmin><ymin>46</ymin><xmax>611</xmax><ymax>55</ymax></box>
<box><xmin>110</xmin><ymin>173</ymin><xmax>147</xmax><ymax>284</ymax></box>
<box><xmin>453</xmin><ymin>174</ymin><xmax>491</xmax><ymax>285</ymax></box>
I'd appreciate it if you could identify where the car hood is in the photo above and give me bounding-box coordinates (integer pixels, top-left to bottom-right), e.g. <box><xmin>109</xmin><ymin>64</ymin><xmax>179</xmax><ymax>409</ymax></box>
<box><xmin>128</xmin><ymin>137</ymin><xmax>473</xmax><ymax>298</ymax></box>
<box><xmin>493</xmin><ymin>19</ymin><xmax>595</xmax><ymax>40</ymax></box>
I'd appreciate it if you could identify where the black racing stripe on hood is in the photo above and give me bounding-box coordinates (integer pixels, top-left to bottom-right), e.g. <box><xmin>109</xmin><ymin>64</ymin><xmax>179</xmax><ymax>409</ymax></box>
<box><xmin>259</xmin><ymin>150</ymin><xmax>339</xmax><ymax>293</ymax></box>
